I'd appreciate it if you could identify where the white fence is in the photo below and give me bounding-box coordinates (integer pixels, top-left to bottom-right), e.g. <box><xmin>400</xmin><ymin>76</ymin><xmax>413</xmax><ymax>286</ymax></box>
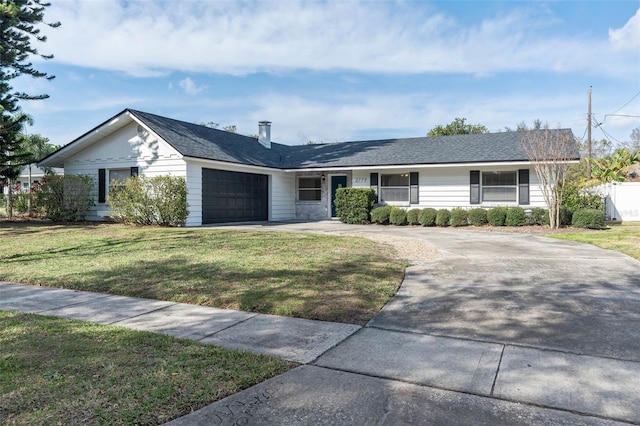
<box><xmin>595</xmin><ymin>182</ymin><xmax>640</xmax><ymax>222</ymax></box>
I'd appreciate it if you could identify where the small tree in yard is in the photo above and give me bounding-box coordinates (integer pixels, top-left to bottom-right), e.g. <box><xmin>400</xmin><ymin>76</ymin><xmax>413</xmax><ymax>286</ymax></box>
<box><xmin>521</xmin><ymin>128</ymin><xmax>578</xmax><ymax>229</ymax></box>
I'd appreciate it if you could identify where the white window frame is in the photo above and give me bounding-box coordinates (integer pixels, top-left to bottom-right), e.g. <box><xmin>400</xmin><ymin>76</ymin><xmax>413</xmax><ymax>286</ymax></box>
<box><xmin>481</xmin><ymin>171</ymin><xmax>517</xmax><ymax>203</ymax></box>
<box><xmin>380</xmin><ymin>173</ymin><xmax>410</xmax><ymax>205</ymax></box>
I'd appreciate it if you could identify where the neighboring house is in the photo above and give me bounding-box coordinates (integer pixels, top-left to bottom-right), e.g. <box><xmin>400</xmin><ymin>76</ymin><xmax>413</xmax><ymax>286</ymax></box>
<box><xmin>39</xmin><ymin>109</ymin><xmax>580</xmax><ymax>226</ymax></box>
<box><xmin>2</xmin><ymin>165</ymin><xmax>63</xmax><ymax>196</ymax></box>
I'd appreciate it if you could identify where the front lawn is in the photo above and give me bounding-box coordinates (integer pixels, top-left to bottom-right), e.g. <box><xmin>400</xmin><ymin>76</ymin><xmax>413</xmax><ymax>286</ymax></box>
<box><xmin>0</xmin><ymin>222</ymin><xmax>405</xmax><ymax>324</ymax></box>
<box><xmin>547</xmin><ymin>222</ymin><xmax>640</xmax><ymax>260</ymax></box>
<box><xmin>0</xmin><ymin>310</ymin><xmax>293</xmax><ymax>425</ymax></box>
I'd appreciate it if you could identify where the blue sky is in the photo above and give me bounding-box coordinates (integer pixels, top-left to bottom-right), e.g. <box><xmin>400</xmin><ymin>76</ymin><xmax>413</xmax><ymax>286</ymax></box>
<box><xmin>15</xmin><ymin>0</ymin><xmax>640</xmax><ymax>148</ymax></box>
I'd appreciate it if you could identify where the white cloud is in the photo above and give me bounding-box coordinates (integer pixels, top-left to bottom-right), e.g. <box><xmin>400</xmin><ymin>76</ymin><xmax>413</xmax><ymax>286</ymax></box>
<box><xmin>609</xmin><ymin>8</ymin><xmax>640</xmax><ymax>51</ymax></box>
<box><xmin>41</xmin><ymin>1</ymin><xmax>639</xmax><ymax>78</ymax></box>
<box><xmin>177</xmin><ymin>77</ymin><xmax>206</xmax><ymax>95</ymax></box>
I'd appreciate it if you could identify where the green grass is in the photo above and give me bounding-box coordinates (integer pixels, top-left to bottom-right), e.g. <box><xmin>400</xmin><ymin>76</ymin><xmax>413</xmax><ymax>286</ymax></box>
<box><xmin>0</xmin><ymin>310</ymin><xmax>294</xmax><ymax>425</ymax></box>
<box><xmin>547</xmin><ymin>222</ymin><xmax>640</xmax><ymax>260</ymax></box>
<box><xmin>0</xmin><ymin>222</ymin><xmax>405</xmax><ymax>324</ymax></box>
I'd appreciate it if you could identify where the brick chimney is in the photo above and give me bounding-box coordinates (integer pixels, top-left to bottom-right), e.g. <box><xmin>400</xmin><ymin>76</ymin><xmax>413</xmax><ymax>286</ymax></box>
<box><xmin>258</xmin><ymin>121</ymin><xmax>271</xmax><ymax>149</ymax></box>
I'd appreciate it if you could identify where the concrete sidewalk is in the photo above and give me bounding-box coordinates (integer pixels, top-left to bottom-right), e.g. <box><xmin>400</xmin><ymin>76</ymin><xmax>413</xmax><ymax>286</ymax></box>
<box><xmin>0</xmin><ymin>282</ymin><xmax>359</xmax><ymax>364</ymax></box>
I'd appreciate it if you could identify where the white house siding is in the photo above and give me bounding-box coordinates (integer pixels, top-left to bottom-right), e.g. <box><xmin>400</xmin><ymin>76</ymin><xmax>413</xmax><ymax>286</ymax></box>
<box><xmin>270</xmin><ymin>172</ymin><xmax>295</xmax><ymax>221</ymax></box>
<box><xmin>63</xmin><ymin>122</ymin><xmax>186</xmax><ymax>221</ymax></box>
<box><xmin>351</xmin><ymin>165</ymin><xmax>546</xmax><ymax>210</ymax></box>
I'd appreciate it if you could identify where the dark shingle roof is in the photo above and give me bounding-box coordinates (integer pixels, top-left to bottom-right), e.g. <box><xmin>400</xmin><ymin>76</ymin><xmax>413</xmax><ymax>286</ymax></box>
<box><xmin>131</xmin><ymin>109</ymin><xmax>580</xmax><ymax>169</ymax></box>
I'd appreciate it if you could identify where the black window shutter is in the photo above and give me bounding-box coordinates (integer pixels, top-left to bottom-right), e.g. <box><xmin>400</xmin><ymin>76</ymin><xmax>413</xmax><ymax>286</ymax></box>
<box><xmin>470</xmin><ymin>170</ymin><xmax>480</xmax><ymax>205</ymax></box>
<box><xmin>410</xmin><ymin>172</ymin><xmax>419</xmax><ymax>204</ymax></box>
<box><xmin>130</xmin><ymin>167</ymin><xmax>139</xmax><ymax>177</ymax></box>
<box><xmin>370</xmin><ymin>173</ymin><xmax>379</xmax><ymax>203</ymax></box>
<box><xmin>98</xmin><ymin>169</ymin><xmax>106</xmax><ymax>203</ymax></box>
<box><xmin>518</xmin><ymin>169</ymin><xmax>530</xmax><ymax>205</ymax></box>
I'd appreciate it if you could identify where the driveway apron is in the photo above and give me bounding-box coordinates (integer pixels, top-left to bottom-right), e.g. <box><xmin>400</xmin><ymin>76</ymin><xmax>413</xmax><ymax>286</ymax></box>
<box><xmin>166</xmin><ymin>222</ymin><xmax>640</xmax><ymax>425</ymax></box>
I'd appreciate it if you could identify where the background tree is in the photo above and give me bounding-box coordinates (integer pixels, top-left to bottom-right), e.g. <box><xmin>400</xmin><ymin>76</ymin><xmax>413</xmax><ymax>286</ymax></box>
<box><xmin>1</xmin><ymin>0</ymin><xmax>59</xmax><ymax>217</ymax></box>
<box><xmin>427</xmin><ymin>117</ymin><xmax>488</xmax><ymax>136</ymax></box>
<box><xmin>590</xmin><ymin>147</ymin><xmax>640</xmax><ymax>183</ymax></box>
<box><xmin>504</xmin><ymin>119</ymin><xmax>544</xmax><ymax>132</ymax></box>
<box><xmin>521</xmin><ymin>128</ymin><xmax>577</xmax><ymax>229</ymax></box>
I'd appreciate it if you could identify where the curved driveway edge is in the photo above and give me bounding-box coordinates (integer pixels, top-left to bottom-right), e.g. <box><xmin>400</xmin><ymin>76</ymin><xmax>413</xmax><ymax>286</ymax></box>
<box><xmin>199</xmin><ymin>221</ymin><xmax>640</xmax><ymax>425</ymax></box>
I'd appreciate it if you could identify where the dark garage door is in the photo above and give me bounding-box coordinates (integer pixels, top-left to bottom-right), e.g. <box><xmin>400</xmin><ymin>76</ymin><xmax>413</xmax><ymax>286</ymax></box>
<box><xmin>202</xmin><ymin>168</ymin><xmax>268</xmax><ymax>224</ymax></box>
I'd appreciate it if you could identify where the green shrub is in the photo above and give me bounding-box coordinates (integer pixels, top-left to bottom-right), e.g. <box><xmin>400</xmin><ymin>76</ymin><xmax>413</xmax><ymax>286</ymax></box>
<box><xmin>371</xmin><ymin>205</ymin><xmax>392</xmax><ymax>224</ymax></box>
<box><xmin>560</xmin><ymin>208</ymin><xmax>573</xmax><ymax>226</ymax></box>
<box><xmin>487</xmin><ymin>207</ymin><xmax>508</xmax><ymax>226</ymax></box>
<box><xmin>419</xmin><ymin>208</ymin><xmax>437</xmax><ymax>227</ymax></box>
<box><xmin>468</xmin><ymin>208</ymin><xmax>488</xmax><ymax>226</ymax></box>
<box><xmin>109</xmin><ymin>175</ymin><xmax>189</xmax><ymax>226</ymax></box>
<box><xmin>406</xmin><ymin>208</ymin><xmax>421</xmax><ymax>225</ymax></box>
<box><xmin>505</xmin><ymin>207</ymin><xmax>527</xmax><ymax>226</ymax></box>
<box><xmin>435</xmin><ymin>209</ymin><xmax>451</xmax><ymax>227</ymax></box>
<box><xmin>13</xmin><ymin>193</ymin><xmax>30</xmax><ymax>214</ymax></box>
<box><xmin>389</xmin><ymin>208</ymin><xmax>407</xmax><ymax>225</ymax></box>
<box><xmin>36</xmin><ymin>175</ymin><xmax>95</xmax><ymax>222</ymax></box>
<box><xmin>334</xmin><ymin>188</ymin><xmax>376</xmax><ymax>224</ymax></box>
<box><xmin>450</xmin><ymin>208</ymin><xmax>468</xmax><ymax>227</ymax></box>
<box><xmin>562</xmin><ymin>184</ymin><xmax>604</xmax><ymax>213</ymax></box>
<box><xmin>572</xmin><ymin>208</ymin><xmax>605</xmax><ymax>229</ymax></box>
<box><xmin>529</xmin><ymin>207</ymin><xmax>550</xmax><ymax>226</ymax></box>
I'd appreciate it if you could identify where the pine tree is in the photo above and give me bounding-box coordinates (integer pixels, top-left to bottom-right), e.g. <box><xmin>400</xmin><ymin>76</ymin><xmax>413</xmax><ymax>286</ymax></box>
<box><xmin>1</xmin><ymin>0</ymin><xmax>59</xmax><ymax>181</ymax></box>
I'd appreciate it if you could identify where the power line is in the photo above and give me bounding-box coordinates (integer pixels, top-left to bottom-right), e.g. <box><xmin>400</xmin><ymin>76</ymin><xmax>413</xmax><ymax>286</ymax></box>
<box><xmin>601</xmin><ymin>90</ymin><xmax>640</xmax><ymax>124</ymax></box>
<box><xmin>607</xmin><ymin>90</ymin><xmax>640</xmax><ymax>116</ymax></box>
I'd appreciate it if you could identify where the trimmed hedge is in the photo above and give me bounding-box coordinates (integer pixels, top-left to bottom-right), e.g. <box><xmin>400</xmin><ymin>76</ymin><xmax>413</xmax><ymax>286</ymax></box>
<box><xmin>487</xmin><ymin>207</ymin><xmax>508</xmax><ymax>226</ymax></box>
<box><xmin>560</xmin><ymin>208</ymin><xmax>573</xmax><ymax>226</ymax></box>
<box><xmin>435</xmin><ymin>209</ymin><xmax>451</xmax><ymax>227</ymax></box>
<box><xmin>419</xmin><ymin>208</ymin><xmax>437</xmax><ymax>227</ymax></box>
<box><xmin>450</xmin><ymin>208</ymin><xmax>468</xmax><ymax>227</ymax></box>
<box><xmin>371</xmin><ymin>205</ymin><xmax>392</xmax><ymax>224</ymax></box>
<box><xmin>406</xmin><ymin>208</ymin><xmax>421</xmax><ymax>225</ymax></box>
<box><xmin>334</xmin><ymin>188</ymin><xmax>376</xmax><ymax>224</ymax></box>
<box><xmin>572</xmin><ymin>208</ymin><xmax>605</xmax><ymax>229</ymax></box>
<box><xmin>108</xmin><ymin>175</ymin><xmax>189</xmax><ymax>226</ymax></box>
<box><xmin>505</xmin><ymin>207</ymin><xmax>527</xmax><ymax>226</ymax></box>
<box><xmin>389</xmin><ymin>208</ymin><xmax>408</xmax><ymax>225</ymax></box>
<box><xmin>468</xmin><ymin>208</ymin><xmax>488</xmax><ymax>226</ymax></box>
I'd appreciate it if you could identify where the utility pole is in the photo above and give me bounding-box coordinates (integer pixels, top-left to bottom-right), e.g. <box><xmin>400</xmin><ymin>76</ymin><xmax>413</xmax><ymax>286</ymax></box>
<box><xmin>587</xmin><ymin>86</ymin><xmax>592</xmax><ymax>180</ymax></box>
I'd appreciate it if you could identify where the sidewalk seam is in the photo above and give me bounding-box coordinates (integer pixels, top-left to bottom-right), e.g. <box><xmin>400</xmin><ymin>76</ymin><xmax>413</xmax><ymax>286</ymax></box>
<box><xmin>490</xmin><ymin>344</ymin><xmax>505</xmax><ymax>396</ymax></box>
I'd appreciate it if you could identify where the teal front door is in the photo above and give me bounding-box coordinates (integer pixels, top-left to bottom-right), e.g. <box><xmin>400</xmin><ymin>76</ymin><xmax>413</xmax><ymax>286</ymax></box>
<box><xmin>330</xmin><ymin>175</ymin><xmax>348</xmax><ymax>217</ymax></box>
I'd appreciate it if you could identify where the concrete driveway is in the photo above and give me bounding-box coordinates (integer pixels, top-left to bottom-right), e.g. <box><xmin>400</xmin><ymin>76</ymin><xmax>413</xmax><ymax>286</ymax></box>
<box><xmin>170</xmin><ymin>222</ymin><xmax>640</xmax><ymax>425</ymax></box>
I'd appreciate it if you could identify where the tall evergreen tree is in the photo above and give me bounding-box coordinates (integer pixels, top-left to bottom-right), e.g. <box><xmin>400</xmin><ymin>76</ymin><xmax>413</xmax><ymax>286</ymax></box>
<box><xmin>1</xmin><ymin>0</ymin><xmax>59</xmax><ymax>181</ymax></box>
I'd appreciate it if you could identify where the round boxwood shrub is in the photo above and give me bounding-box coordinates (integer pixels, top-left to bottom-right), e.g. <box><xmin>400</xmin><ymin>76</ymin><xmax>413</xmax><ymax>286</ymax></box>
<box><xmin>529</xmin><ymin>207</ymin><xmax>549</xmax><ymax>226</ymax></box>
<box><xmin>435</xmin><ymin>209</ymin><xmax>451</xmax><ymax>227</ymax></box>
<box><xmin>487</xmin><ymin>207</ymin><xmax>508</xmax><ymax>226</ymax></box>
<box><xmin>505</xmin><ymin>207</ymin><xmax>527</xmax><ymax>226</ymax></box>
<box><xmin>389</xmin><ymin>208</ymin><xmax>408</xmax><ymax>225</ymax></box>
<box><xmin>450</xmin><ymin>208</ymin><xmax>468</xmax><ymax>227</ymax></box>
<box><xmin>371</xmin><ymin>205</ymin><xmax>392</xmax><ymax>224</ymax></box>
<box><xmin>572</xmin><ymin>208</ymin><xmax>605</xmax><ymax>229</ymax></box>
<box><xmin>468</xmin><ymin>208</ymin><xmax>488</xmax><ymax>226</ymax></box>
<box><xmin>419</xmin><ymin>208</ymin><xmax>437</xmax><ymax>227</ymax></box>
<box><xmin>406</xmin><ymin>208</ymin><xmax>421</xmax><ymax>225</ymax></box>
